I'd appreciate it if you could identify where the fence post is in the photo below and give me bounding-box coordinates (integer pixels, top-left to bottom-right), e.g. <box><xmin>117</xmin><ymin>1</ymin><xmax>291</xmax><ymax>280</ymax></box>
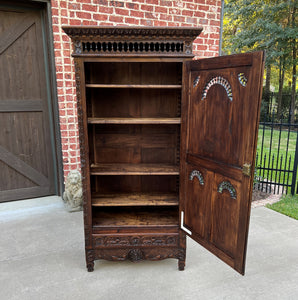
<box><xmin>291</xmin><ymin>131</ymin><xmax>298</xmax><ymax>195</ymax></box>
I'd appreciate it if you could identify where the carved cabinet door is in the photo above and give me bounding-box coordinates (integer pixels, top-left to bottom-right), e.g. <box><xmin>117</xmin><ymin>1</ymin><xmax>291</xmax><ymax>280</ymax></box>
<box><xmin>180</xmin><ymin>52</ymin><xmax>264</xmax><ymax>274</ymax></box>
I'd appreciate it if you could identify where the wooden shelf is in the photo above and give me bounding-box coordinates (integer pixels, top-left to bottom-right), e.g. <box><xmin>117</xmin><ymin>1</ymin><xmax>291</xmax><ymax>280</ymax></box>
<box><xmin>88</xmin><ymin>117</ymin><xmax>181</xmax><ymax>124</ymax></box>
<box><xmin>90</xmin><ymin>163</ymin><xmax>180</xmax><ymax>175</ymax></box>
<box><xmin>92</xmin><ymin>193</ymin><xmax>179</xmax><ymax>207</ymax></box>
<box><xmin>85</xmin><ymin>84</ymin><xmax>182</xmax><ymax>89</ymax></box>
<box><xmin>92</xmin><ymin>207</ymin><xmax>179</xmax><ymax>228</ymax></box>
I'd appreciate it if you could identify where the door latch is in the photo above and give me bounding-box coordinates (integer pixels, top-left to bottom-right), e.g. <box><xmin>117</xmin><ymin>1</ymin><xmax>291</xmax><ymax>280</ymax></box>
<box><xmin>242</xmin><ymin>163</ymin><xmax>251</xmax><ymax>177</ymax></box>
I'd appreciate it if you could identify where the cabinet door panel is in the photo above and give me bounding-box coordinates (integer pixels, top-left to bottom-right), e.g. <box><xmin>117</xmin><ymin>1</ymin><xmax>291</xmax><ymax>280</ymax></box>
<box><xmin>210</xmin><ymin>173</ymin><xmax>241</xmax><ymax>259</ymax></box>
<box><xmin>180</xmin><ymin>52</ymin><xmax>264</xmax><ymax>274</ymax></box>
<box><xmin>184</xmin><ymin>163</ymin><xmax>212</xmax><ymax>240</ymax></box>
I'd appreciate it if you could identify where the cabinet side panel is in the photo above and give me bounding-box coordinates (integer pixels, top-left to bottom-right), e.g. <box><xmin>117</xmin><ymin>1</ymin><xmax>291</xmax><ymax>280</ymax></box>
<box><xmin>74</xmin><ymin>58</ymin><xmax>92</xmax><ymax>248</ymax></box>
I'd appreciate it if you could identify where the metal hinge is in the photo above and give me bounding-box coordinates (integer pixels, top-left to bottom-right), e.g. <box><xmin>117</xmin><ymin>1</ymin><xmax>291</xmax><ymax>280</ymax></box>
<box><xmin>242</xmin><ymin>163</ymin><xmax>252</xmax><ymax>177</ymax></box>
<box><xmin>181</xmin><ymin>211</ymin><xmax>192</xmax><ymax>235</ymax></box>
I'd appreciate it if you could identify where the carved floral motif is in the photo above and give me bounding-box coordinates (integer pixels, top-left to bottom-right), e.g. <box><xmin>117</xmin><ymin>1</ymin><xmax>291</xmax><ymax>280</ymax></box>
<box><xmin>127</xmin><ymin>249</ymin><xmax>144</xmax><ymax>262</ymax></box>
<box><xmin>63</xmin><ymin>26</ymin><xmax>203</xmax><ymax>56</ymax></box>
<box><xmin>202</xmin><ymin>76</ymin><xmax>233</xmax><ymax>102</ymax></box>
<box><xmin>74</xmin><ymin>40</ymin><xmax>82</xmax><ymax>54</ymax></box>
<box><xmin>238</xmin><ymin>72</ymin><xmax>248</xmax><ymax>87</ymax></box>
<box><xmin>94</xmin><ymin>248</ymin><xmax>186</xmax><ymax>263</ymax></box>
<box><xmin>94</xmin><ymin>235</ymin><xmax>178</xmax><ymax>248</ymax></box>
<box><xmin>193</xmin><ymin>76</ymin><xmax>200</xmax><ymax>87</ymax></box>
<box><xmin>217</xmin><ymin>181</ymin><xmax>237</xmax><ymax>199</ymax></box>
<box><xmin>189</xmin><ymin>169</ymin><xmax>204</xmax><ymax>185</ymax></box>
<box><xmin>184</xmin><ymin>41</ymin><xmax>192</xmax><ymax>54</ymax></box>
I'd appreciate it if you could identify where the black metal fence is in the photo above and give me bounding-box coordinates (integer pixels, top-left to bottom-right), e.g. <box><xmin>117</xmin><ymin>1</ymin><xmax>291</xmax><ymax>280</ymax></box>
<box><xmin>255</xmin><ymin>97</ymin><xmax>298</xmax><ymax>195</ymax></box>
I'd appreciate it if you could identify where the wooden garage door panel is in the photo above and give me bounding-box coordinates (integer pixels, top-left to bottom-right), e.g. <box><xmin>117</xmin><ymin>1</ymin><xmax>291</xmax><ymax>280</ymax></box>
<box><xmin>0</xmin><ymin>113</ymin><xmax>49</xmax><ymax>175</ymax></box>
<box><xmin>0</xmin><ymin>14</ymin><xmax>41</xmax><ymax>100</ymax></box>
<box><xmin>0</xmin><ymin>5</ymin><xmax>56</xmax><ymax>202</ymax></box>
<box><xmin>0</xmin><ymin>9</ymin><xmax>24</xmax><ymax>31</ymax></box>
<box><xmin>0</xmin><ymin>161</ymin><xmax>36</xmax><ymax>190</ymax></box>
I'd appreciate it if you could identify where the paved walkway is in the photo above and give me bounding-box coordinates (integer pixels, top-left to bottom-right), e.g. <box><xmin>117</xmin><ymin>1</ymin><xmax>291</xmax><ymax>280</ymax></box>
<box><xmin>251</xmin><ymin>193</ymin><xmax>282</xmax><ymax>208</ymax></box>
<box><xmin>1</xmin><ymin>196</ymin><xmax>297</xmax><ymax>300</ymax></box>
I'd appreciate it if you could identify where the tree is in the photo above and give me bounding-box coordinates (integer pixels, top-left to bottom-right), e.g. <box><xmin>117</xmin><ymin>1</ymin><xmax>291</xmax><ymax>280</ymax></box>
<box><xmin>223</xmin><ymin>0</ymin><xmax>297</xmax><ymax>122</ymax></box>
<box><xmin>290</xmin><ymin>3</ymin><xmax>296</xmax><ymax>123</ymax></box>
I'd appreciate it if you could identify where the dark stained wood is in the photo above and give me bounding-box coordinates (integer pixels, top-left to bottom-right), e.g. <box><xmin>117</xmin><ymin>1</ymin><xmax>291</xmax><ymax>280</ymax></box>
<box><xmin>188</xmin><ymin>52</ymin><xmax>253</xmax><ymax>71</ymax></box>
<box><xmin>66</xmin><ymin>25</ymin><xmax>264</xmax><ymax>275</ymax></box>
<box><xmin>66</xmin><ymin>27</ymin><xmax>263</xmax><ymax>275</ymax></box>
<box><xmin>0</xmin><ymin>4</ymin><xmax>57</xmax><ymax>202</ymax></box>
<box><xmin>63</xmin><ymin>26</ymin><xmax>202</xmax><ymax>40</ymax></box>
<box><xmin>180</xmin><ymin>51</ymin><xmax>265</xmax><ymax>275</ymax></box>
<box><xmin>86</xmin><ymin>84</ymin><xmax>182</xmax><ymax>89</ymax></box>
<box><xmin>187</xmin><ymin>153</ymin><xmax>243</xmax><ymax>181</ymax></box>
<box><xmin>92</xmin><ymin>207</ymin><xmax>179</xmax><ymax>228</ymax></box>
<box><xmin>89</xmin><ymin>124</ymin><xmax>180</xmax><ymax>165</ymax></box>
<box><xmin>92</xmin><ymin>125</ymin><xmax>179</xmax><ymax>148</ymax></box>
<box><xmin>90</xmin><ymin>163</ymin><xmax>179</xmax><ymax>175</ymax></box>
<box><xmin>74</xmin><ymin>57</ymin><xmax>94</xmax><ymax>251</ymax></box>
<box><xmin>65</xmin><ymin>26</ymin><xmax>193</xmax><ymax>272</ymax></box>
<box><xmin>63</xmin><ymin>26</ymin><xmax>202</xmax><ymax>59</ymax></box>
<box><xmin>88</xmin><ymin>88</ymin><xmax>180</xmax><ymax>118</ymax></box>
<box><xmin>92</xmin><ymin>233</ymin><xmax>179</xmax><ymax>248</ymax></box>
<box><xmin>88</xmin><ymin>117</ymin><xmax>181</xmax><ymax>124</ymax></box>
<box><xmin>92</xmin><ymin>175</ymin><xmax>179</xmax><ymax>195</ymax></box>
<box><xmin>85</xmin><ymin>62</ymin><xmax>182</xmax><ymax>85</ymax></box>
<box><xmin>91</xmin><ymin>192</ymin><xmax>179</xmax><ymax>207</ymax></box>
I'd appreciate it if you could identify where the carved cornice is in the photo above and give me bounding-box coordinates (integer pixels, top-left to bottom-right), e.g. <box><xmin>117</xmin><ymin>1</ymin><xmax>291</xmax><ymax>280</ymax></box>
<box><xmin>63</xmin><ymin>26</ymin><xmax>202</xmax><ymax>41</ymax></box>
<box><xmin>63</xmin><ymin>26</ymin><xmax>202</xmax><ymax>56</ymax></box>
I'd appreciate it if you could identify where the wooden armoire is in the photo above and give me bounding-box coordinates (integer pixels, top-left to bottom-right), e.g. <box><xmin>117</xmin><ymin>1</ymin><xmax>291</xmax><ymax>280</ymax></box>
<box><xmin>63</xmin><ymin>26</ymin><xmax>264</xmax><ymax>275</ymax></box>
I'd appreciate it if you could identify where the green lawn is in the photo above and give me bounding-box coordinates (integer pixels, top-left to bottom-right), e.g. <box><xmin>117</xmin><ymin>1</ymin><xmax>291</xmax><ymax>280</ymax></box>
<box><xmin>256</xmin><ymin>126</ymin><xmax>297</xmax><ymax>190</ymax></box>
<box><xmin>257</xmin><ymin>126</ymin><xmax>297</xmax><ymax>157</ymax></box>
<box><xmin>266</xmin><ymin>194</ymin><xmax>298</xmax><ymax>220</ymax></box>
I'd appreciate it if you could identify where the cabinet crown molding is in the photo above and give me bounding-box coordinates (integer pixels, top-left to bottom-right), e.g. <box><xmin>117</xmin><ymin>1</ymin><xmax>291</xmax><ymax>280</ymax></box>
<box><xmin>63</xmin><ymin>26</ymin><xmax>203</xmax><ymax>40</ymax></box>
<box><xmin>63</xmin><ymin>26</ymin><xmax>203</xmax><ymax>56</ymax></box>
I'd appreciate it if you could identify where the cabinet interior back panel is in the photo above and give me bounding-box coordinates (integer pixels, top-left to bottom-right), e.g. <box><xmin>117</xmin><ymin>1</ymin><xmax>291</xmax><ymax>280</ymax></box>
<box><xmin>89</xmin><ymin>124</ymin><xmax>180</xmax><ymax>165</ymax></box>
<box><xmin>91</xmin><ymin>175</ymin><xmax>179</xmax><ymax>194</ymax></box>
<box><xmin>85</xmin><ymin>62</ymin><xmax>182</xmax><ymax>85</ymax></box>
<box><xmin>87</xmin><ymin>88</ymin><xmax>181</xmax><ymax>118</ymax></box>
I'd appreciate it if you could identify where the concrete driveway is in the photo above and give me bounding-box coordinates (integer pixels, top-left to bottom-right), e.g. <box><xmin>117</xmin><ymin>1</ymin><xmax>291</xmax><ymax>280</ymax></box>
<box><xmin>1</xmin><ymin>196</ymin><xmax>297</xmax><ymax>300</ymax></box>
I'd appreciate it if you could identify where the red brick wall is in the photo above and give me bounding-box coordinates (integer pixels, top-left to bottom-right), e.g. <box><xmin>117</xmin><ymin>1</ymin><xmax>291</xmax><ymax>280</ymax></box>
<box><xmin>51</xmin><ymin>0</ymin><xmax>222</xmax><ymax>180</ymax></box>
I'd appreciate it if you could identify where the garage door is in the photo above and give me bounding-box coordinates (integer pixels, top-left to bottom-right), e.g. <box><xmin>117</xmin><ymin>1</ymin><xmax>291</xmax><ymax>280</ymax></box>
<box><xmin>0</xmin><ymin>4</ymin><xmax>58</xmax><ymax>202</ymax></box>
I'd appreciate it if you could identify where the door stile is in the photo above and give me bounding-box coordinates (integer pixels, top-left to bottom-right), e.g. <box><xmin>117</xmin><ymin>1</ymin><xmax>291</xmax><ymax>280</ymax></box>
<box><xmin>234</xmin><ymin>52</ymin><xmax>265</xmax><ymax>273</ymax></box>
<box><xmin>179</xmin><ymin>60</ymin><xmax>192</xmax><ymax>237</ymax></box>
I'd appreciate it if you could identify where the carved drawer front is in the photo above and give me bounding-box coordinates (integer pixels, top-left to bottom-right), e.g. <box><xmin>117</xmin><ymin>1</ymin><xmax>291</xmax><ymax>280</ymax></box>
<box><xmin>92</xmin><ymin>234</ymin><xmax>179</xmax><ymax>249</ymax></box>
<box><xmin>94</xmin><ymin>247</ymin><xmax>185</xmax><ymax>263</ymax></box>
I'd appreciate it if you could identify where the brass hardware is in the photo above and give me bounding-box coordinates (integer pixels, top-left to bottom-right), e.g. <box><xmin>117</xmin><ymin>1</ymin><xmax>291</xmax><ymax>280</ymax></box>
<box><xmin>242</xmin><ymin>163</ymin><xmax>251</xmax><ymax>177</ymax></box>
